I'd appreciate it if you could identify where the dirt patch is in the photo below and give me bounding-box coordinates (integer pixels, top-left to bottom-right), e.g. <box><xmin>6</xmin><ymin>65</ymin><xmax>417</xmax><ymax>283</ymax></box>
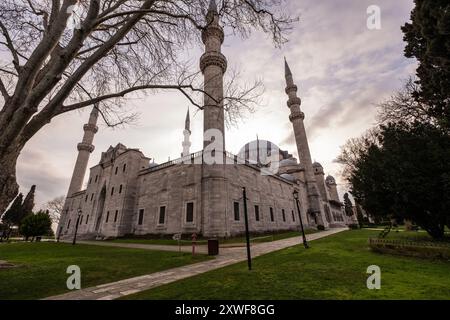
<box><xmin>0</xmin><ymin>260</ymin><xmax>16</xmax><ymax>269</ymax></box>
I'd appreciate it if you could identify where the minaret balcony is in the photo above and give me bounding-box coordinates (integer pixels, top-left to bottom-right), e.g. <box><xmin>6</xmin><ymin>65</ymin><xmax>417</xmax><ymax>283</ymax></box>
<box><xmin>83</xmin><ymin>123</ymin><xmax>98</xmax><ymax>133</ymax></box>
<box><xmin>200</xmin><ymin>51</ymin><xmax>227</xmax><ymax>74</ymax></box>
<box><xmin>77</xmin><ymin>142</ymin><xmax>95</xmax><ymax>153</ymax></box>
<box><xmin>289</xmin><ymin>111</ymin><xmax>305</xmax><ymax>122</ymax></box>
<box><xmin>287</xmin><ymin>97</ymin><xmax>302</xmax><ymax>108</ymax></box>
<box><xmin>285</xmin><ymin>84</ymin><xmax>298</xmax><ymax>94</ymax></box>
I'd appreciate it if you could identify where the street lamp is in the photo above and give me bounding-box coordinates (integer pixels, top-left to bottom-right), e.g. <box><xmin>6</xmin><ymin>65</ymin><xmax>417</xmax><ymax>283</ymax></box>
<box><xmin>293</xmin><ymin>190</ymin><xmax>309</xmax><ymax>249</ymax></box>
<box><xmin>72</xmin><ymin>207</ymin><xmax>82</xmax><ymax>245</ymax></box>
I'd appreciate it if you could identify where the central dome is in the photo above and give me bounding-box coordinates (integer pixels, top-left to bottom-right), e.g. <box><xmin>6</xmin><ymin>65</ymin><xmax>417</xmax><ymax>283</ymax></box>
<box><xmin>238</xmin><ymin>139</ymin><xmax>282</xmax><ymax>166</ymax></box>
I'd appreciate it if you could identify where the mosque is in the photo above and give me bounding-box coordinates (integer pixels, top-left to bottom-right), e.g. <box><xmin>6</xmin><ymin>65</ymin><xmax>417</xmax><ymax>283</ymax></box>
<box><xmin>58</xmin><ymin>1</ymin><xmax>354</xmax><ymax>240</ymax></box>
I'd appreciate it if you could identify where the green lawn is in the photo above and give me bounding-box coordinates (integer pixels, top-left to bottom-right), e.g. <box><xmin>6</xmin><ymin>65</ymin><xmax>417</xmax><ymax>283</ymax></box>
<box><xmin>110</xmin><ymin>230</ymin><xmax>317</xmax><ymax>246</ymax></box>
<box><xmin>122</xmin><ymin>229</ymin><xmax>450</xmax><ymax>300</ymax></box>
<box><xmin>0</xmin><ymin>242</ymin><xmax>210</xmax><ymax>300</ymax></box>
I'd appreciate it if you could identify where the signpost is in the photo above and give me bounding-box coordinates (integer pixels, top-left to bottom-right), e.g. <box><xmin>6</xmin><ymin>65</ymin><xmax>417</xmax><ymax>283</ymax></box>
<box><xmin>173</xmin><ymin>233</ymin><xmax>182</xmax><ymax>252</ymax></box>
<box><xmin>191</xmin><ymin>233</ymin><xmax>197</xmax><ymax>256</ymax></box>
<box><xmin>242</xmin><ymin>187</ymin><xmax>252</xmax><ymax>271</ymax></box>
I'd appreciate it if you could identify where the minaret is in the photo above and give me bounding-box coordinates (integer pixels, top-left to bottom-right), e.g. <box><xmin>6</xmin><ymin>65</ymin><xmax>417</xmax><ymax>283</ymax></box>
<box><xmin>66</xmin><ymin>106</ymin><xmax>99</xmax><ymax>196</ymax></box>
<box><xmin>200</xmin><ymin>0</ymin><xmax>227</xmax><ymax>151</ymax></box>
<box><xmin>182</xmin><ymin>108</ymin><xmax>191</xmax><ymax>157</ymax></box>
<box><xmin>284</xmin><ymin>59</ymin><xmax>326</xmax><ymax>226</ymax></box>
<box><xmin>200</xmin><ymin>0</ymin><xmax>228</xmax><ymax>237</ymax></box>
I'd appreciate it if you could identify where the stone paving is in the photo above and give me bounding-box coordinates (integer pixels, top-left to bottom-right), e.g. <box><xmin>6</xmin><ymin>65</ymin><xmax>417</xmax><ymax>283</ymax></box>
<box><xmin>45</xmin><ymin>228</ymin><xmax>347</xmax><ymax>300</ymax></box>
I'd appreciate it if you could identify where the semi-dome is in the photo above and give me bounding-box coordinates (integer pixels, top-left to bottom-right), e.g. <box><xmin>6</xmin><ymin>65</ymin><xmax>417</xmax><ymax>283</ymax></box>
<box><xmin>312</xmin><ymin>161</ymin><xmax>323</xmax><ymax>168</ymax></box>
<box><xmin>280</xmin><ymin>173</ymin><xmax>296</xmax><ymax>182</ymax></box>
<box><xmin>279</xmin><ymin>158</ymin><xmax>298</xmax><ymax>167</ymax></box>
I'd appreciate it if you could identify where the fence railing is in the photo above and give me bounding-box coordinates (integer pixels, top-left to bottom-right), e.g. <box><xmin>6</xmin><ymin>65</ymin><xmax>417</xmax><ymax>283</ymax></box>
<box><xmin>141</xmin><ymin>150</ymin><xmax>261</xmax><ymax>173</ymax></box>
<box><xmin>368</xmin><ymin>237</ymin><xmax>450</xmax><ymax>248</ymax></box>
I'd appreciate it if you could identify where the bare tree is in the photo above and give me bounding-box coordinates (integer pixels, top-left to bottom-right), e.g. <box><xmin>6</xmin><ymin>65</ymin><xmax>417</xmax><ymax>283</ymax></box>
<box><xmin>377</xmin><ymin>77</ymin><xmax>436</xmax><ymax>126</ymax></box>
<box><xmin>43</xmin><ymin>195</ymin><xmax>65</xmax><ymax>224</ymax></box>
<box><xmin>335</xmin><ymin>127</ymin><xmax>380</xmax><ymax>183</ymax></box>
<box><xmin>0</xmin><ymin>0</ymin><xmax>296</xmax><ymax>214</ymax></box>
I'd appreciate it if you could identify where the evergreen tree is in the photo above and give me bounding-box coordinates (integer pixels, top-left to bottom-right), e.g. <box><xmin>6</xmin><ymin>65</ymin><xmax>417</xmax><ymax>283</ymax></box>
<box><xmin>343</xmin><ymin>193</ymin><xmax>354</xmax><ymax>217</ymax></box>
<box><xmin>402</xmin><ymin>0</ymin><xmax>450</xmax><ymax>130</ymax></box>
<box><xmin>20</xmin><ymin>185</ymin><xmax>36</xmax><ymax>223</ymax></box>
<box><xmin>19</xmin><ymin>210</ymin><xmax>52</xmax><ymax>241</ymax></box>
<box><xmin>349</xmin><ymin>122</ymin><xmax>450</xmax><ymax>239</ymax></box>
<box><xmin>355</xmin><ymin>203</ymin><xmax>365</xmax><ymax>229</ymax></box>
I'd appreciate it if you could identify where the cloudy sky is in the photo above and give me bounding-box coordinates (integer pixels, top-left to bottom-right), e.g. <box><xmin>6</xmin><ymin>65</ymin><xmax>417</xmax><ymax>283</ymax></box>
<box><xmin>15</xmin><ymin>0</ymin><xmax>416</xmax><ymax>208</ymax></box>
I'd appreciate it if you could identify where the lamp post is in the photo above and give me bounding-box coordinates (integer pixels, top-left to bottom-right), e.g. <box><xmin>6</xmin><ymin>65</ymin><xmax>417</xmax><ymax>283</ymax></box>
<box><xmin>293</xmin><ymin>190</ymin><xmax>309</xmax><ymax>249</ymax></box>
<box><xmin>72</xmin><ymin>208</ymin><xmax>82</xmax><ymax>245</ymax></box>
<box><xmin>242</xmin><ymin>187</ymin><xmax>252</xmax><ymax>271</ymax></box>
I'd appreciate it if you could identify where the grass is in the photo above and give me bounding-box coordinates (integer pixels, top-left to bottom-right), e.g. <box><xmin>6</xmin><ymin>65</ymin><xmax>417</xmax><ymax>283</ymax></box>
<box><xmin>110</xmin><ymin>229</ymin><xmax>318</xmax><ymax>246</ymax></box>
<box><xmin>122</xmin><ymin>229</ymin><xmax>450</xmax><ymax>300</ymax></box>
<box><xmin>0</xmin><ymin>242</ymin><xmax>210</xmax><ymax>300</ymax></box>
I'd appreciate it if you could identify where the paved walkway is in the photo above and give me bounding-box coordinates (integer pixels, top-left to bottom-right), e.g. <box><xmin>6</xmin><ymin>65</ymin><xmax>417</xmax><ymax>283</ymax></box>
<box><xmin>70</xmin><ymin>240</ymin><xmax>210</xmax><ymax>254</ymax></box>
<box><xmin>45</xmin><ymin>228</ymin><xmax>347</xmax><ymax>300</ymax></box>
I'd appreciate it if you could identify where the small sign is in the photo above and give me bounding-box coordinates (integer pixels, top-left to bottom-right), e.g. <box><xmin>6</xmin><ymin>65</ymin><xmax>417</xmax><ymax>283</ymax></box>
<box><xmin>173</xmin><ymin>233</ymin><xmax>182</xmax><ymax>241</ymax></box>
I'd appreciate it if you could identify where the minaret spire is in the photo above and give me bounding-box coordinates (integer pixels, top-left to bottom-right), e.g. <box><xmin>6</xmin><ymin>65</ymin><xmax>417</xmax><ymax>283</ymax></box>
<box><xmin>284</xmin><ymin>59</ymin><xmax>327</xmax><ymax>227</ymax></box>
<box><xmin>200</xmin><ymin>2</ymin><xmax>228</xmax><ymax>237</ymax></box>
<box><xmin>182</xmin><ymin>107</ymin><xmax>191</xmax><ymax>157</ymax></box>
<box><xmin>66</xmin><ymin>106</ymin><xmax>99</xmax><ymax>196</ymax></box>
<box><xmin>200</xmin><ymin>0</ymin><xmax>226</xmax><ymax>150</ymax></box>
<box><xmin>284</xmin><ymin>57</ymin><xmax>292</xmax><ymax>78</ymax></box>
<box><xmin>185</xmin><ymin>107</ymin><xmax>191</xmax><ymax>132</ymax></box>
<box><xmin>208</xmin><ymin>0</ymin><xmax>217</xmax><ymax>13</ymax></box>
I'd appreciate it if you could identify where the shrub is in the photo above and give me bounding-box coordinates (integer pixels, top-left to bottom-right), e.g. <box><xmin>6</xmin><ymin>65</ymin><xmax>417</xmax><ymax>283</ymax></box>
<box><xmin>317</xmin><ymin>225</ymin><xmax>325</xmax><ymax>231</ymax></box>
<box><xmin>368</xmin><ymin>238</ymin><xmax>450</xmax><ymax>260</ymax></box>
<box><xmin>348</xmin><ymin>224</ymin><xmax>359</xmax><ymax>229</ymax></box>
<box><xmin>19</xmin><ymin>210</ymin><xmax>52</xmax><ymax>241</ymax></box>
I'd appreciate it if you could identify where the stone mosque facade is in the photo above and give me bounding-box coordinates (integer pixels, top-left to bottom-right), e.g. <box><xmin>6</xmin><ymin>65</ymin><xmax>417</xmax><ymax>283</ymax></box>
<box><xmin>58</xmin><ymin>1</ymin><xmax>354</xmax><ymax>240</ymax></box>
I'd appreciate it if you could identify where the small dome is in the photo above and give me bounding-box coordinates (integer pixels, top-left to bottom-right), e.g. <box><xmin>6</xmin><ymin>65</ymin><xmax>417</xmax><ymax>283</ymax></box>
<box><xmin>149</xmin><ymin>162</ymin><xmax>159</xmax><ymax>168</ymax></box>
<box><xmin>326</xmin><ymin>175</ymin><xmax>336</xmax><ymax>184</ymax></box>
<box><xmin>279</xmin><ymin>158</ymin><xmax>298</xmax><ymax>167</ymax></box>
<box><xmin>312</xmin><ymin>162</ymin><xmax>323</xmax><ymax>168</ymax></box>
<box><xmin>280</xmin><ymin>173</ymin><xmax>296</xmax><ymax>182</ymax></box>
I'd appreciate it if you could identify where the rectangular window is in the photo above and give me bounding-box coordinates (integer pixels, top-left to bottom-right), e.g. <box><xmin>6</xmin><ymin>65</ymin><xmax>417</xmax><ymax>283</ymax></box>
<box><xmin>186</xmin><ymin>202</ymin><xmax>194</xmax><ymax>223</ymax></box>
<box><xmin>95</xmin><ymin>175</ymin><xmax>98</xmax><ymax>183</ymax></box>
<box><xmin>159</xmin><ymin>206</ymin><xmax>166</xmax><ymax>224</ymax></box>
<box><xmin>119</xmin><ymin>184</ymin><xmax>123</xmax><ymax>194</ymax></box>
<box><xmin>106</xmin><ymin>211</ymin><xmax>110</xmax><ymax>223</ymax></box>
<box><xmin>254</xmin><ymin>205</ymin><xmax>260</xmax><ymax>221</ymax></box>
<box><xmin>86</xmin><ymin>215</ymin><xmax>89</xmax><ymax>224</ymax></box>
<box><xmin>138</xmin><ymin>209</ymin><xmax>144</xmax><ymax>225</ymax></box>
<box><xmin>91</xmin><ymin>193</ymin><xmax>94</xmax><ymax>201</ymax></box>
<box><xmin>115</xmin><ymin>167</ymin><xmax>118</xmax><ymax>175</ymax></box>
<box><xmin>80</xmin><ymin>215</ymin><xmax>83</xmax><ymax>225</ymax></box>
<box><xmin>114</xmin><ymin>210</ymin><xmax>118</xmax><ymax>223</ymax></box>
<box><xmin>85</xmin><ymin>194</ymin><xmax>88</xmax><ymax>202</ymax></box>
<box><xmin>89</xmin><ymin>177</ymin><xmax>92</xmax><ymax>184</ymax></box>
<box><xmin>67</xmin><ymin>219</ymin><xmax>71</xmax><ymax>229</ymax></box>
<box><xmin>282</xmin><ymin>209</ymin><xmax>286</xmax><ymax>222</ymax></box>
<box><xmin>234</xmin><ymin>202</ymin><xmax>240</xmax><ymax>221</ymax></box>
<box><xmin>111</xmin><ymin>187</ymin><xmax>114</xmax><ymax>196</ymax></box>
<box><xmin>123</xmin><ymin>163</ymin><xmax>127</xmax><ymax>172</ymax></box>
<box><xmin>292</xmin><ymin>210</ymin><xmax>295</xmax><ymax>222</ymax></box>
<box><xmin>270</xmin><ymin>207</ymin><xmax>274</xmax><ymax>222</ymax></box>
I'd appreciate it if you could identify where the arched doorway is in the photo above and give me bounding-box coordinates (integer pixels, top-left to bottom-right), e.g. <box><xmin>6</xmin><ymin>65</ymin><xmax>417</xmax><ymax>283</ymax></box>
<box><xmin>95</xmin><ymin>185</ymin><xmax>106</xmax><ymax>232</ymax></box>
<box><xmin>324</xmin><ymin>205</ymin><xmax>331</xmax><ymax>223</ymax></box>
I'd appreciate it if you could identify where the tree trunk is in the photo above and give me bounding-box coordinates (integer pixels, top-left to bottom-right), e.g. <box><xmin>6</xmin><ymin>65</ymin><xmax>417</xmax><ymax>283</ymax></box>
<box><xmin>0</xmin><ymin>149</ymin><xmax>20</xmax><ymax>215</ymax></box>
